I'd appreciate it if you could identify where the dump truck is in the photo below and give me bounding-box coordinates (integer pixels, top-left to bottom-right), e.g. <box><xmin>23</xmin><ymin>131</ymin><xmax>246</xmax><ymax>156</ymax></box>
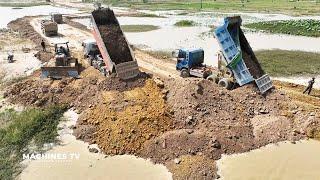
<box><xmin>41</xmin><ymin>42</ymin><xmax>79</xmax><ymax>79</ymax></box>
<box><xmin>41</xmin><ymin>20</ymin><xmax>58</xmax><ymax>36</ymax></box>
<box><xmin>175</xmin><ymin>16</ymin><xmax>273</xmax><ymax>94</ymax></box>
<box><xmin>51</xmin><ymin>13</ymin><xmax>63</xmax><ymax>24</ymax></box>
<box><xmin>174</xmin><ymin>49</ymin><xmax>235</xmax><ymax>89</ymax></box>
<box><xmin>90</xmin><ymin>7</ymin><xmax>139</xmax><ymax>79</ymax></box>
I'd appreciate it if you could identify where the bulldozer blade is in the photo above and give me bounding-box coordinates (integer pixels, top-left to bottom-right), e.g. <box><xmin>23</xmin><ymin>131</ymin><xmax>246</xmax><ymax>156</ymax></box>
<box><xmin>115</xmin><ymin>61</ymin><xmax>140</xmax><ymax>80</ymax></box>
<box><xmin>41</xmin><ymin>66</ymin><xmax>79</xmax><ymax>79</ymax></box>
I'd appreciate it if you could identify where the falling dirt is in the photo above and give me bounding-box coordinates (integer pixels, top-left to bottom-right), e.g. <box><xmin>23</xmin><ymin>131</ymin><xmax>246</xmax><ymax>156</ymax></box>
<box><xmin>93</xmin><ymin>8</ymin><xmax>134</xmax><ymax>64</ymax></box>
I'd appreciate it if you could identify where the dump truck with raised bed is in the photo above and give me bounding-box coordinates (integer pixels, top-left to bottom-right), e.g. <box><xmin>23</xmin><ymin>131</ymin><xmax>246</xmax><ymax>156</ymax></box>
<box><xmin>41</xmin><ymin>42</ymin><xmax>79</xmax><ymax>79</ymax></box>
<box><xmin>90</xmin><ymin>7</ymin><xmax>139</xmax><ymax>80</ymax></box>
<box><xmin>41</xmin><ymin>20</ymin><xmax>58</xmax><ymax>36</ymax></box>
<box><xmin>175</xmin><ymin>16</ymin><xmax>273</xmax><ymax>94</ymax></box>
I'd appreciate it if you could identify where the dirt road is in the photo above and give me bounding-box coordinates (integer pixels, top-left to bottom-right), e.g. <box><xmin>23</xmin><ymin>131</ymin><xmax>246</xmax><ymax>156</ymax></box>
<box><xmin>30</xmin><ymin>16</ymin><xmax>179</xmax><ymax>78</ymax></box>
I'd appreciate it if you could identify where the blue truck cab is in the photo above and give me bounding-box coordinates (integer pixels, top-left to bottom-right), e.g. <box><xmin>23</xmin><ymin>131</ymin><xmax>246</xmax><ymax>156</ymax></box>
<box><xmin>174</xmin><ymin>48</ymin><xmax>205</xmax><ymax>77</ymax></box>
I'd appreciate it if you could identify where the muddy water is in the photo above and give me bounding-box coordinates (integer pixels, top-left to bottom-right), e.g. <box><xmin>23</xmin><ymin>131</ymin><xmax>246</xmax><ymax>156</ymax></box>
<box><xmin>75</xmin><ymin>14</ymin><xmax>320</xmax><ymax>67</ymax></box>
<box><xmin>217</xmin><ymin>140</ymin><xmax>320</xmax><ymax>180</ymax></box>
<box><xmin>20</xmin><ymin>110</ymin><xmax>172</xmax><ymax>180</ymax></box>
<box><xmin>0</xmin><ymin>6</ymin><xmax>79</xmax><ymax>28</ymax></box>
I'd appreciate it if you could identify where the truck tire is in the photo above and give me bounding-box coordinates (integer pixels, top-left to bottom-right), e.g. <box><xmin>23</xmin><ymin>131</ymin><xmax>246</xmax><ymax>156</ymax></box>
<box><xmin>180</xmin><ymin>69</ymin><xmax>190</xmax><ymax>78</ymax></box>
<box><xmin>218</xmin><ymin>78</ymin><xmax>233</xmax><ymax>90</ymax></box>
<box><xmin>207</xmin><ymin>74</ymin><xmax>219</xmax><ymax>84</ymax></box>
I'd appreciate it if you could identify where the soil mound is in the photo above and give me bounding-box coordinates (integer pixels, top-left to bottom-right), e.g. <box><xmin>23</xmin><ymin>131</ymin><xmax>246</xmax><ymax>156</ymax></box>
<box><xmin>4</xmin><ymin>68</ymin><xmax>149</xmax><ymax>110</ymax></box>
<box><xmin>75</xmin><ymin>80</ymin><xmax>174</xmax><ymax>155</ymax></box>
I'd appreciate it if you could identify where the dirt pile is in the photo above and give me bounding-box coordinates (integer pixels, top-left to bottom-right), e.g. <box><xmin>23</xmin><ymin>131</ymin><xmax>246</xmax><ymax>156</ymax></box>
<box><xmin>75</xmin><ymin>79</ymin><xmax>175</xmax><ymax>155</ymax></box>
<box><xmin>138</xmin><ymin>78</ymin><xmax>319</xmax><ymax>164</ymax></box>
<box><xmin>166</xmin><ymin>155</ymin><xmax>217</xmax><ymax>180</ymax></box>
<box><xmin>4</xmin><ymin>67</ymin><xmax>149</xmax><ymax>111</ymax></box>
<box><xmin>98</xmin><ymin>72</ymin><xmax>150</xmax><ymax>92</ymax></box>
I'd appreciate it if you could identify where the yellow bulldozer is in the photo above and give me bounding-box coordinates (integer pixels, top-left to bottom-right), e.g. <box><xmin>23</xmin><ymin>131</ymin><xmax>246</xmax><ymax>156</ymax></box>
<box><xmin>41</xmin><ymin>42</ymin><xmax>79</xmax><ymax>79</ymax></box>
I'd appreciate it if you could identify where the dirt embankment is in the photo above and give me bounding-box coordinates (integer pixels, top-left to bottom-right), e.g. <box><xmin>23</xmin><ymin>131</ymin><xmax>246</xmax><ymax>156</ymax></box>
<box><xmin>4</xmin><ymin>67</ymin><xmax>149</xmax><ymax>110</ymax></box>
<box><xmin>64</xmin><ymin>16</ymin><xmax>90</xmax><ymax>33</ymax></box>
<box><xmin>4</xmin><ymin>15</ymin><xmax>320</xmax><ymax>180</ymax></box>
<box><xmin>4</xmin><ymin>68</ymin><xmax>320</xmax><ymax>180</ymax></box>
<box><xmin>8</xmin><ymin>16</ymin><xmax>53</xmax><ymax>62</ymax></box>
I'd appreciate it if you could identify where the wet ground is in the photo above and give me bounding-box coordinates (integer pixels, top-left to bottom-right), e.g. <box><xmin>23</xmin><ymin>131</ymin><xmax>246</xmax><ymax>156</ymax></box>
<box><xmin>217</xmin><ymin>140</ymin><xmax>320</xmax><ymax>180</ymax></box>
<box><xmin>74</xmin><ymin>12</ymin><xmax>320</xmax><ymax>67</ymax></box>
<box><xmin>0</xmin><ymin>5</ymin><xmax>79</xmax><ymax>28</ymax></box>
<box><xmin>20</xmin><ymin>110</ymin><xmax>173</xmax><ymax>180</ymax></box>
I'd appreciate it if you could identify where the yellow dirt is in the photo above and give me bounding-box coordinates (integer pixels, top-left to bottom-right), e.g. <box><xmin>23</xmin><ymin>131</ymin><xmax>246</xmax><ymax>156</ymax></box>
<box><xmin>83</xmin><ymin>79</ymin><xmax>174</xmax><ymax>154</ymax></box>
<box><xmin>166</xmin><ymin>155</ymin><xmax>217</xmax><ymax>179</ymax></box>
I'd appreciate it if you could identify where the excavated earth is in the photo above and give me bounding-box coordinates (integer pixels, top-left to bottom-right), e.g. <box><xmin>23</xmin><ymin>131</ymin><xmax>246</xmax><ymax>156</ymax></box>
<box><xmin>5</xmin><ymin>69</ymin><xmax>320</xmax><ymax>179</ymax></box>
<box><xmin>3</xmin><ymin>16</ymin><xmax>320</xmax><ymax>180</ymax></box>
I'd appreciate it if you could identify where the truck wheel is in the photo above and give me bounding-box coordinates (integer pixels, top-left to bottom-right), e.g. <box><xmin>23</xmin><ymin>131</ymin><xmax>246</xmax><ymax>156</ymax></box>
<box><xmin>180</xmin><ymin>69</ymin><xmax>190</xmax><ymax>78</ymax></box>
<box><xmin>225</xmin><ymin>68</ymin><xmax>233</xmax><ymax>78</ymax></box>
<box><xmin>207</xmin><ymin>74</ymin><xmax>218</xmax><ymax>84</ymax></box>
<box><xmin>218</xmin><ymin>78</ymin><xmax>233</xmax><ymax>90</ymax></box>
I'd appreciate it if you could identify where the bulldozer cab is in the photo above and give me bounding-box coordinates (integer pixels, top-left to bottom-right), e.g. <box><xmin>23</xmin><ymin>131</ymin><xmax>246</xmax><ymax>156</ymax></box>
<box><xmin>41</xmin><ymin>41</ymin><xmax>79</xmax><ymax>79</ymax></box>
<box><xmin>54</xmin><ymin>42</ymin><xmax>70</xmax><ymax>57</ymax></box>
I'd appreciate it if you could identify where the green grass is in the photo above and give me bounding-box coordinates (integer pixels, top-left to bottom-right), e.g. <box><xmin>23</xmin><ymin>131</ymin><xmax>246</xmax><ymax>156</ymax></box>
<box><xmin>255</xmin><ymin>50</ymin><xmax>320</xmax><ymax>76</ymax></box>
<box><xmin>121</xmin><ymin>25</ymin><xmax>160</xmax><ymax>32</ymax></box>
<box><xmin>97</xmin><ymin>0</ymin><xmax>320</xmax><ymax>15</ymax></box>
<box><xmin>0</xmin><ymin>106</ymin><xmax>67</xmax><ymax>180</ymax></box>
<box><xmin>127</xmin><ymin>13</ymin><xmax>165</xmax><ymax>18</ymax></box>
<box><xmin>174</xmin><ymin>20</ymin><xmax>196</xmax><ymax>27</ymax></box>
<box><xmin>246</xmin><ymin>19</ymin><xmax>320</xmax><ymax>37</ymax></box>
<box><xmin>0</xmin><ymin>2</ymin><xmax>50</xmax><ymax>7</ymax></box>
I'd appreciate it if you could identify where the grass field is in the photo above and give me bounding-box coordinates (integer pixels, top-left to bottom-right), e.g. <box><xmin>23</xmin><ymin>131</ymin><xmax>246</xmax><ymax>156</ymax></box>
<box><xmin>99</xmin><ymin>0</ymin><xmax>320</xmax><ymax>15</ymax></box>
<box><xmin>174</xmin><ymin>20</ymin><xmax>196</xmax><ymax>27</ymax></box>
<box><xmin>255</xmin><ymin>50</ymin><xmax>320</xmax><ymax>76</ymax></box>
<box><xmin>121</xmin><ymin>25</ymin><xmax>160</xmax><ymax>32</ymax></box>
<box><xmin>0</xmin><ymin>106</ymin><xmax>67</xmax><ymax>180</ymax></box>
<box><xmin>246</xmin><ymin>19</ymin><xmax>320</xmax><ymax>37</ymax></box>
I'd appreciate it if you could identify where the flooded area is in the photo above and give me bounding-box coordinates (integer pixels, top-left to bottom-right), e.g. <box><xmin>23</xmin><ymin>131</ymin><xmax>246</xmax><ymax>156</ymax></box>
<box><xmin>75</xmin><ymin>13</ymin><xmax>320</xmax><ymax>67</ymax></box>
<box><xmin>0</xmin><ymin>5</ymin><xmax>79</xmax><ymax>28</ymax></box>
<box><xmin>217</xmin><ymin>140</ymin><xmax>320</xmax><ymax>180</ymax></box>
<box><xmin>20</xmin><ymin>110</ymin><xmax>172</xmax><ymax>180</ymax></box>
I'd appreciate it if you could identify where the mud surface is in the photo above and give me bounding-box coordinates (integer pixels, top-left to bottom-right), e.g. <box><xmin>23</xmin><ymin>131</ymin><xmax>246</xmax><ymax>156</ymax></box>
<box><xmin>93</xmin><ymin>8</ymin><xmax>134</xmax><ymax>64</ymax></box>
<box><xmin>8</xmin><ymin>16</ymin><xmax>53</xmax><ymax>62</ymax></box>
